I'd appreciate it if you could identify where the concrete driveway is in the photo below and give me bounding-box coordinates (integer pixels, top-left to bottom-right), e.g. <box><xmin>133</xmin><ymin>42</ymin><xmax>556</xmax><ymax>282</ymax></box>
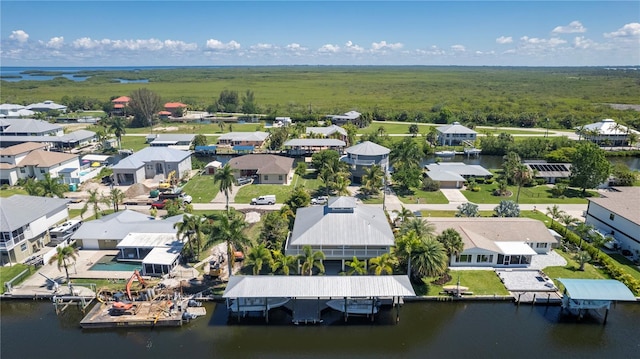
<box><xmin>440</xmin><ymin>188</ymin><xmax>469</xmax><ymax>203</ymax></box>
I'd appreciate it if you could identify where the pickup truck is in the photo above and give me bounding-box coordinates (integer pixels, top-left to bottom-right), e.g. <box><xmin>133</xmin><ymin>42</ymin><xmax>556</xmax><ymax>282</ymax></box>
<box><xmin>250</xmin><ymin>195</ymin><xmax>276</xmax><ymax>205</ymax></box>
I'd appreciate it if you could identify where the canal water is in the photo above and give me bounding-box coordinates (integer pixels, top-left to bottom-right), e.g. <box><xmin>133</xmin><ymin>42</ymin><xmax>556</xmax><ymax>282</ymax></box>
<box><xmin>1</xmin><ymin>300</ymin><xmax>638</xmax><ymax>358</ymax></box>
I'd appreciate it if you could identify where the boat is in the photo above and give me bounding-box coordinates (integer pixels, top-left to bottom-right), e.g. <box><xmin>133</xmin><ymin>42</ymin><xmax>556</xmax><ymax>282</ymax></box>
<box><xmin>326</xmin><ymin>298</ymin><xmax>379</xmax><ymax>315</ymax></box>
<box><xmin>226</xmin><ymin>297</ymin><xmax>290</xmax><ymax>313</ymax></box>
<box><xmin>435</xmin><ymin>150</ymin><xmax>456</xmax><ymax>157</ymax></box>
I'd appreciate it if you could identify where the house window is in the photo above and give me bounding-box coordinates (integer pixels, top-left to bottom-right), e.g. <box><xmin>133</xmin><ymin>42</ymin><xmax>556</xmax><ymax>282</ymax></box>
<box><xmin>476</xmin><ymin>254</ymin><xmax>493</xmax><ymax>263</ymax></box>
<box><xmin>609</xmin><ymin>213</ymin><xmax>615</xmax><ymax>221</ymax></box>
<box><xmin>536</xmin><ymin>243</ymin><xmax>548</xmax><ymax>249</ymax></box>
<box><xmin>264</xmin><ymin>175</ymin><xmax>269</xmax><ymax>180</ymax></box>
<box><xmin>40</xmin><ymin>169</ymin><xmax>46</xmax><ymax>174</ymax></box>
<box><xmin>279</xmin><ymin>175</ymin><xmax>283</xmax><ymax>181</ymax></box>
<box><xmin>20</xmin><ymin>168</ymin><xmax>25</xmax><ymax>173</ymax></box>
<box><xmin>455</xmin><ymin>254</ymin><xmax>472</xmax><ymax>263</ymax></box>
<box><xmin>20</xmin><ymin>243</ymin><xmax>27</xmax><ymax>252</ymax></box>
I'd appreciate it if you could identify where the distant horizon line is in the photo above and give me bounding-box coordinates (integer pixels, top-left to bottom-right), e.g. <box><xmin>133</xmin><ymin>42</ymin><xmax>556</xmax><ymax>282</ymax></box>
<box><xmin>2</xmin><ymin>64</ymin><xmax>640</xmax><ymax>69</ymax></box>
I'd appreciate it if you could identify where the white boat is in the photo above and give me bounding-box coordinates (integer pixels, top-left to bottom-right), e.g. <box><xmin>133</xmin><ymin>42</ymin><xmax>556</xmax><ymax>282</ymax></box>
<box><xmin>226</xmin><ymin>297</ymin><xmax>290</xmax><ymax>313</ymax></box>
<box><xmin>435</xmin><ymin>150</ymin><xmax>456</xmax><ymax>157</ymax></box>
<box><xmin>326</xmin><ymin>298</ymin><xmax>379</xmax><ymax>315</ymax></box>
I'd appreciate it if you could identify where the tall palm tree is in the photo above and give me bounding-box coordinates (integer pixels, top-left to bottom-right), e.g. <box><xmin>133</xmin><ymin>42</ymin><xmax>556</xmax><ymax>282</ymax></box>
<box><xmin>213</xmin><ymin>163</ymin><xmax>235</xmax><ymax>216</ymax></box>
<box><xmin>362</xmin><ymin>164</ymin><xmax>384</xmax><ymax>195</ymax></box>
<box><xmin>215</xmin><ymin>214</ymin><xmax>249</xmax><ymax>277</ymax></box>
<box><xmin>394</xmin><ymin>230</ymin><xmax>422</xmax><ymax>276</ymax></box>
<box><xmin>399</xmin><ymin>217</ymin><xmax>435</xmax><ymax>239</ymax></box>
<box><xmin>48</xmin><ymin>245</ymin><xmax>79</xmax><ymax>284</ymax></box>
<box><xmin>436</xmin><ymin>228</ymin><xmax>464</xmax><ymax>258</ymax></box>
<box><xmin>333</xmin><ymin>175</ymin><xmax>351</xmax><ymax>196</ymax></box>
<box><xmin>368</xmin><ymin>253</ymin><xmax>397</xmax><ymax>275</ymax></box>
<box><xmin>411</xmin><ymin>237</ymin><xmax>448</xmax><ymax>279</ymax></box>
<box><xmin>299</xmin><ymin>245</ymin><xmax>325</xmax><ymax>276</ymax></box>
<box><xmin>246</xmin><ymin>244</ymin><xmax>273</xmax><ymax>275</ymax></box>
<box><xmin>83</xmin><ymin>189</ymin><xmax>104</xmax><ymax>219</ymax></box>
<box><xmin>270</xmin><ymin>250</ymin><xmax>298</xmax><ymax>275</ymax></box>
<box><xmin>344</xmin><ymin>256</ymin><xmax>367</xmax><ymax>275</ymax></box>
<box><xmin>109</xmin><ymin>188</ymin><xmax>125</xmax><ymax>212</ymax></box>
<box><xmin>39</xmin><ymin>173</ymin><xmax>67</xmax><ymax>198</ymax></box>
<box><xmin>512</xmin><ymin>164</ymin><xmax>532</xmax><ymax>203</ymax></box>
<box><xmin>23</xmin><ymin>178</ymin><xmax>43</xmax><ymax>196</ymax></box>
<box><xmin>558</xmin><ymin>214</ymin><xmax>577</xmax><ymax>235</ymax></box>
<box><xmin>573</xmin><ymin>222</ymin><xmax>595</xmax><ymax>249</ymax></box>
<box><xmin>545</xmin><ymin>205</ymin><xmax>565</xmax><ymax>227</ymax></box>
<box><xmin>109</xmin><ymin>117</ymin><xmax>127</xmax><ymax>149</ymax></box>
<box><xmin>174</xmin><ymin>214</ymin><xmax>205</xmax><ymax>260</ymax></box>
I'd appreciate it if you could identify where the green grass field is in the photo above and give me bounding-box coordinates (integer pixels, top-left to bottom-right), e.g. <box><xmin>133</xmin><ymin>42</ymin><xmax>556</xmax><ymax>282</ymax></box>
<box><xmin>461</xmin><ymin>183</ymin><xmax>593</xmax><ymax>204</ymax></box>
<box><xmin>422</xmin><ymin>270</ymin><xmax>510</xmax><ymax>296</ymax></box>
<box><xmin>0</xmin><ymin>264</ymin><xmax>31</xmax><ymax>294</ymax></box>
<box><xmin>0</xmin><ymin>188</ymin><xmax>28</xmax><ymax>198</ymax></box>
<box><xmin>182</xmin><ymin>173</ymin><xmax>219</xmax><ymax>203</ymax></box>
<box><xmin>543</xmin><ymin>249</ymin><xmax>609</xmax><ymax>284</ymax></box>
<box><xmin>396</xmin><ymin>188</ymin><xmax>450</xmax><ymax>205</ymax></box>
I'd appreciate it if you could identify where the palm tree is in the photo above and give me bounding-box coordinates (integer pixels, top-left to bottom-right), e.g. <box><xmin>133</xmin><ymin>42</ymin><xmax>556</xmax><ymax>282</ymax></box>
<box><xmin>545</xmin><ymin>205</ymin><xmax>565</xmax><ymax>227</ymax></box>
<box><xmin>344</xmin><ymin>256</ymin><xmax>367</xmax><ymax>275</ymax></box>
<box><xmin>83</xmin><ymin>189</ymin><xmax>103</xmax><ymax>219</ymax></box>
<box><xmin>455</xmin><ymin>202</ymin><xmax>480</xmax><ymax>217</ymax></box>
<box><xmin>214</xmin><ymin>214</ymin><xmax>249</xmax><ymax>277</ymax></box>
<box><xmin>109</xmin><ymin>117</ymin><xmax>127</xmax><ymax>149</ymax></box>
<box><xmin>399</xmin><ymin>217</ymin><xmax>435</xmax><ymax>239</ymax></box>
<box><xmin>574</xmin><ymin>250</ymin><xmax>592</xmax><ymax>271</ymax></box>
<box><xmin>394</xmin><ymin>230</ymin><xmax>422</xmax><ymax>276</ymax></box>
<box><xmin>573</xmin><ymin>222</ymin><xmax>595</xmax><ymax>249</ymax></box>
<box><xmin>558</xmin><ymin>214</ymin><xmax>577</xmax><ymax>235</ymax></box>
<box><xmin>48</xmin><ymin>245</ymin><xmax>79</xmax><ymax>284</ymax></box>
<box><xmin>174</xmin><ymin>214</ymin><xmax>205</xmax><ymax>260</ymax></box>
<box><xmin>436</xmin><ymin>228</ymin><xmax>464</xmax><ymax>258</ymax></box>
<box><xmin>368</xmin><ymin>253</ymin><xmax>397</xmax><ymax>275</ymax></box>
<box><xmin>109</xmin><ymin>188</ymin><xmax>125</xmax><ymax>212</ymax></box>
<box><xmin>333</xmin><ymin>175</ymin><xmax>351</xmax><ymax>196</ymax></box>
<box><xmin>23</xmin><ymin>178</ymin><xmax>43</xmax><ymax>196</ymax></box>
<box><xmin>299</xmin><ymin>245</ymin><xmax>325</xmax><ymax>276</ymax></box>
<box><xmin>362</xmin><ymin>164</ymin><xmax>384</xmax><ymax>195</ymax></box>
<box><xmin>412</xmin><ymin>237</ymin><xmax>448</xmax><ymax>280</ymax></box>
<box><xmin>393</xmin><ymin>205</ymin><xmax>414</xmax><ymax>226</ymax></box>
<box><xmin>245</xmin><ymin>244</ymin><xmax>273</xmax><ymax>275</ymax></box>
<box><xmin>39</xmin><ymin>173</ymin><xmax>67</xmax><ymax>198</ymax></box>
<box><xmin>213</xmin><ymin>164</ymin><xmax>235</xmax><ymax>216</ymax></box>
<box><xmin>270</xmin><ymin>250</ymin><xmax>298</xmax><ymax>275</ymax></box>
<box><xmin>512</xmin><ymin>164</ymin><xmax>532</xmax><ymax>203</ymax></box>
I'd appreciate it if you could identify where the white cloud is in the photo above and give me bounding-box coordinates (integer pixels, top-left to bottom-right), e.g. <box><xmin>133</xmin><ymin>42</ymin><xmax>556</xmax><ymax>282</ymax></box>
<box><xmin>205</xmin><ymin>39</ymin><xmax>241</xmax><ymax>50</ymax></box>
<box><xmin>251</xmin><ymin>43</ymin><xmax>274</xmax><ymax>50</ymax></box>
<box><xmin>46</xmin><ymin>37</ymin><xmax>64</xmax><ymax>49</ymax></box>
<box><xmin>10</xmin><ymin>30</ymin><xmax>29</xmax><ymax>43</ymax></box>
<box><xmin>520</xmin><ymin>36</ymin><xmax>566</xmax><ymax>47</ymax></box>
<box><xmin>552</xmin><ymin>21</ymin><xmax>586</xmax><ymax>34</ymax></box>
<box><xmin>73</xmin><ymin>37</ymin><xmax>101</xmax><ymax>49</ymax></box>
<box><xmin>496</xmin><ymin>36</ymin><xmax>513</xmax><ymax>44</ymax></box>
<box><xmin>371</xmin><ymin>41</ymin><xmax>403</xmax><ymax>51</ymax></box>
<box><xmin>286</xmin><ymin>43</ymin><xmax>305</xmax><ymax>51</ymax></box>
<box><xmin>573</xmin><ymin>36</ymin><xmax>595</xmax><ymax>49</ymax></box>
<box><xmin>451</xmin><ymin>44</ymin><xmax>466</xmax><ymax>52</ymax></box>
<box><xmin>318</xmin><ymin>44</ymin><xmax>340</xmax><ymax>53</ymax></box>
<box><xmin>604</xmin><ymin>22</ymin><xmax>640</xmax><ymax>39</ymax></box>
<box><xmin>344</xmin><ymin>40</ymin><xmax>364</xmax><ymax>53</ymax></box>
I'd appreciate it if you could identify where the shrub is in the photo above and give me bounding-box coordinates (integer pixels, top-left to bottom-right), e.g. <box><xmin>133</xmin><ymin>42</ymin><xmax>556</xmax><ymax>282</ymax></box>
<box><xmin>422</xmin><ymin>177</ymin><xmax>440</xmax><ymax>192</ymax></box>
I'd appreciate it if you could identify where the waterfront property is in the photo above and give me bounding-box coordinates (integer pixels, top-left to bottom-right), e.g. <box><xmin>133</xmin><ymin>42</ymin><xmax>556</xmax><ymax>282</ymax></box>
<box><xmin>116</xmin><ymin>233</ymin><xmax>183</xmax><ymax>276</ymax></box>
<box><xmin>0</xmin><ymin>118</ymin><xmax>96</xmax><ymax>151</ymax></box>
<box><xmin>25</xmin><ymin>100</ymin><xmax>67</xmax><ymax>113</ymax></box>
<box><xmin>306</xmin><ymin>125</ymin><xmax>349</xmax><ymax>143</ymax></box>
<box><xmin>584</xmin><ymin>187</ymin><xmax>640</xmax><ymax>257</ymax></box>
<box><xmin>285</xmin><ymin>197</ymin><xmax>394</xmax><ymax>271</ymax></box>
<box><xmin>577</xmin><ymin>118</ymin><xmax>640</xmax><ymax>146</ymax></box>
<box><xmin>283</xmin><ymin>138</ymin><xmax>346</xmax><ymax>156</ymax></box>
<box><xmin>227</xmin><ymin>154</ymin><xmax>294</xmax><ymax>185</ymax></box>
<box><xmin>0</xmin><ymin>117</ymin><xmax>63</xmax><ymax>136</ymax></box>
<box><xmin>0</xmin><ymin>195</ymin><xmax>70</xmax><ymax>265</ymax></box>
<box><xmin>340</xmin><ymin>141</ymin><xmax>390</xmax><ymax>184</ymax></box>
<box><xmin>325</xmin><ymin>110</ymin><xmax>363</xmax><ymax>127</ymax></box>
<box><xmin>223</xmin><ymin>275</ymin><xmax>415</xmax><ymax>323</ymax></box>
<box><xmin>147</xmin><ymin>133</ymin><xmax>196</xmax><ymax>150</ymax></box>
<box><xmin>0</xmin><ymin>103</ymin><xmax>35</xmax><ymax>118</ymax></box>
<box><xmin>524</xmin><ymin>161</ymin><xmax>572</xmax><ymax>184</ymax></box>
<box><xmin>0</xmin><ymin>143</ymin><xmax>80</xmax><ymax>185</ymax></box>
<box><xmin>111</xmin><ymin>146</ymin><xmax>192</xmax><ymax>185</ymax></box>
<box><xmin>110</xmin><ymin>96</ymin><xmax>130</xmax><ymax>116</ymax></box>
<box><xmin>436</xmin><ymin>121</ymin><xmax>477</xmax><ymax>146</ymax></box>
<box><xmin>424</xmin><ymin>162</ymin><xmax>492</xmax><ymax>188</ymax></box>
<box><xmin>557</xmin><ymin>278</ymin><xmax>636</xmax><ymax>324</ymax></box>
<box><xmin>429</xmin><ymin>217</ymin><xmax>559</xmax><ymax>268</ymax></box>
<box><xmin>216</xmin><ymin>131</ymin><xmax>270</xmax><ymax>148</ymax></box>
<box><xmin>163</xmin><ymin>102</ymin><xmax>188</xmax><ymax>117</ymax></box>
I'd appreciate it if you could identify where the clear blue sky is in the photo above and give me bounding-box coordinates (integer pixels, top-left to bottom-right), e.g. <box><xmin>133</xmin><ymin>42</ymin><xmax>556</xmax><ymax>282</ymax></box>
<box><xmin>1</xmin><ymin>1</ymin><xmax>638</xmax><ymax>66</ymax></box>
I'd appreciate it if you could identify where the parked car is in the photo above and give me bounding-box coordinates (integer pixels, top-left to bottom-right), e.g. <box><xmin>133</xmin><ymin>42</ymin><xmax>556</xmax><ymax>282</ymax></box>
<box><xmin>158</xmin><ymin>192</ymin><xmax>192</xmax><ymax>204</ymax></box>
<box><xmin>250</xmin><ymin>195</ymin><xmax>276</xmax><ymax>205</ymax></box>
<box><xmin>150</xmin><ymin>199</ymin><xmax>169</xmax><ymax>209</ymax></box>
<box><xmin>311</xmin><ymin>196</ymin><xmax>328</xmax><ymax>205</ymax></box>
<box><xmin>237</xmin><ymin>177</ymin><xmax>253</xmax><ymax>186</ymax></box>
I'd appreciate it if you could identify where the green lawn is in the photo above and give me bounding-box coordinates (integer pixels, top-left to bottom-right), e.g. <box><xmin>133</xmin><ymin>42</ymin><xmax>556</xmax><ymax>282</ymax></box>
<box><xmin>543</xmin><ymin>249</ymin><xmax>609</xmax><ymax>284</ymax></box>
<box><xmin>422</xmin><ymin>270</ymin><xmax>510</xmax><ymax>296</ymax></box>
<box><xmin>360</xmin><ymin>122</ymin><xmax>437</xmax><ymax>135</ymax></box>
<box><xmin>0</xmin><ymin>264</ymin><xmax>31</xmax><ymax>294</ymax></box>
<box><xmin>461</xmin><ymin>183</ymin><xmax>593</xmax><ymax>204</ymax></box>
<box><xmin>119</xmin><ymin>136</ymin><xmax>149</xmax><ymax>152</ymax></box>
<box><xmin>234</xmin><ymin>176</ymin><xmax>303</xmax><ymax>204</ymax></box>
<box><xmin>396</xmin><ymin>187</ymin><xmax>449</xmax><ymax>205</ymax></box>
<box><xmin>0</xmin><ymin>188</ymin><xmax>28</xmax><ymax>198</ymax></box>
<box><xmin>124</xmin><ymin>122</ymin><xmax>266</xmax><ymax>135</ymax></box>
<box><xmin>477</xmin><ymin>128</ymin><xmax>552</xmax><ymax>135</ymax></box>
<box><xmin>182</xmin><ymin>173</ymin><xmax>219</xmax><ymax>203</ymax></box>
<box><xmin>607</xmin><ymin>253</ymin><xmax>640</xmax><ymax>281</ymax></box>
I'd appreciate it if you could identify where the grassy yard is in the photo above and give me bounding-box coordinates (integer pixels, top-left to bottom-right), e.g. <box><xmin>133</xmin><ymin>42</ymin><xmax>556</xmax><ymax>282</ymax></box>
<box><xmin>543</xmin><ymin>249</ymin><xmax>609</xmax><ymax>284</ymax></box>
<box><xmin>419</xmin><ymin>270</ymin><xmax>510</xmax><ymax>296</ymax></box>
<box><xmin>461</xmin><ymin>183</ymin><xmax>593</xmax><ymax>204</ymax></box>
<box><xmin>607</xmin><ymin>253</ymin><xmax>640</xmax><ymax>281</ymax></box>
<box><xmin>124</xmin><ymin>122</ymin><xmax>266</xmax><ymax>135</ymax></box>
<box><xmin>0</xmin><ymin>187</ymin><xmax>28</xmax><ymax>198</ymax></box>
<box><xmin>396</xmin><ymin>187</ymin><xmax>449</xmax><ymax>205</ymax></box>
<box><xmin>182</xmin><ymin>173</ymin><xmax>219</xmax><ymax>203</ymax></box>
<box><xmin>119</xmin><ymin>135</ymin><xmax>149</xmax><ymax>152</ymax></box>
<box><xmin>359</xmin><ymin>122</ymin><xmax>437</xmax><ymax>135</ymax></box>
<box><xmin>0</xmin><ymin>264</ymin><xmax>31</xmax><ymax>294</ymax></box>
<box><xmin>234</xmin><ymin>177</ymin><xmax>301</xmax><ymax>204</ymax></box>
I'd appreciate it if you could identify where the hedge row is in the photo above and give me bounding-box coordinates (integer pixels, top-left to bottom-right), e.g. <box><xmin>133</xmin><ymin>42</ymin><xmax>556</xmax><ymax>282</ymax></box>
<box><xmin>550</xmin><ymin>221</ymin><xmax>640</xmax><ymax>295</ymax></box>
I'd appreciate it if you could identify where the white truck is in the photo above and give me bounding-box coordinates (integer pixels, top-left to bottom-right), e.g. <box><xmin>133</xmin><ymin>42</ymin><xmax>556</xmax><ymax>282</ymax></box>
<box><xmin>251</xmin><ymin>195</ymin><xmax>276</xmax><ymax>205</ymax></box>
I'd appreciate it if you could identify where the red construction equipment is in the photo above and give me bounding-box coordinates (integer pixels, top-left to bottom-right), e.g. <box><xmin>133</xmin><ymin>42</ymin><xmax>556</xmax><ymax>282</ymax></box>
<box><xmin>126</xmin><ymin>270</ymin><xmax>146</xmax><ymax>301</ymax></box>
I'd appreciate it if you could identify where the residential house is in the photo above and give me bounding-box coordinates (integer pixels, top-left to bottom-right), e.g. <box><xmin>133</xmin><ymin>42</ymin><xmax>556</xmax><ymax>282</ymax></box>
<box><xmin>217</xmin><ymin>132</ymin><xmax>270</xmax><ymax>148</ymax></box>
<box><xmin>585</xmin><ymin>187</ymin><xmax>640</xmax><ymax>255</ymax></box>
<box><xmin>306</xmin><ymin>125</ymin><xmax>348</xmax><ymax>143</ymax></box>
<box><xmin>163</xmin><ymin>102</ymin><xmax>188</xmax><ymax>117</ymax></box>
<box><xmin>436</xmin><ymin>122</ymin><xmax>477</xmax><ymax>146</ymax></box>
<box><xmin>147</xmin><ymin>134</ymin><xmax>196</xmax><ymax>150</ymax></box>
<box><xmin>524</xmin><ymin>161</ymin><xmax>572</xmax><ymax>184</ymax></box>
<box><xmin>429</xmin><ymin>217</ymin><xmax>559</xmax><ymax>268</ymax></box>
<box><xmin>283</xmin><ymin>138</ymin><xmax>346</xmax><ymax>156</ymax></box>
<box><xmin>340</xmin><ymin>141</ymin><xmax>390</xmax><ymax>183</ymax></box>
<box><xmin>326</xmin><ymin>111</ymin><xmax>363</xmax><ymax>127</ymax></box>
<box><xmin>424</xmin><ymin>163</ymin><xmax>493</xmax><ymax>188</ymax></box>
<box><xmin>0</xmin><ymin>142</ymin><xmax>80</xmax><ymax>185</ymax></box>
<box><xmin>0</xmin><ymin>118</ymin><xmax>63</xmax><ymax>136</ymax></box>
<box><xmin>111</xmin><ymin>147</ymin><xmax>192</xmax><ymax>185</ymax></box>
<box><xmin>285</xmin><ymin>196</ymin><xmax>395</xmax><ymax>272</ymax></box>
<box><xmin>0</xmin><ymin>104</ymin><xmax>35</xmax><ymax>118</ymax></box>
<box><xmin>227</xmin><ymin>154</ymin><xmax>294</xmax><ymax>184</ymax></box>
<box><xmin>110</xmin><ymin>96</ymin><xmax>130</xmax><ymax>116</ymax></box>
<box><xmin>25</xmin><ymin>100</ymin><xmax>67</xmax><ymax>113</ymax></box>
<box><xmin>577</xmin><ymin>119</ymin><xmax>640</xmax><ymax>146</ymax></box>
<box><xmin>71</xmin><ymin>210</ymin><xmax>183</xmax><ymax>276</ymax></box>
<box><xmin>0</xmin><ymin>195</ymin><xmax>70</xmax><ymax>264</ymax></box>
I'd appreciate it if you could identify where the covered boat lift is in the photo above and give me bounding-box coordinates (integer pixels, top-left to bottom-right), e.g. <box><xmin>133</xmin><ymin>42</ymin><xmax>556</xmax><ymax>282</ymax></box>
<box><xmin>222</xmin><ymin>275</ymin><xmax>415</xmax><ymax>324</ymax></box>
<box><xmin>557</xmin><ymin>278</ymin><xmax>637</xmax><ymax>324</ymax></box>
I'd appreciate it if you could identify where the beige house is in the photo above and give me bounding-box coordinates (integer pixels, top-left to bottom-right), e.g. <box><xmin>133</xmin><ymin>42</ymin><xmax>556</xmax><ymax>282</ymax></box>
<box><xmin>227</xmin><ymin>154</ymin><xmax>294</xmax><ymax>185</ymax></box>
<box><xmin>0</xmin><ymin>142</ymin><xmax>79</xmax><ymax>185</ymax></box>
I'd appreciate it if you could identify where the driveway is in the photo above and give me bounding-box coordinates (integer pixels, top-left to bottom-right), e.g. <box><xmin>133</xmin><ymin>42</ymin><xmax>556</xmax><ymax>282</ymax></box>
<box><xmin>440</xmin><ymin>188</ymin><xmax>468</xmax><ymax>203</ymax></box>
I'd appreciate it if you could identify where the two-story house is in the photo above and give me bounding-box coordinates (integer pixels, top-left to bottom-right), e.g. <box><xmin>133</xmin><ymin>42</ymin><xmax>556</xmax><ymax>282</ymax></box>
<box><xmin>340</xmin><ymin>141</ymin><xmax>390</xmax><ymax>184</ymax></box>
<box><xmin>436</xmin><ymin>122</ymin><xmax>477</xmax><ymax>146</ymax></box>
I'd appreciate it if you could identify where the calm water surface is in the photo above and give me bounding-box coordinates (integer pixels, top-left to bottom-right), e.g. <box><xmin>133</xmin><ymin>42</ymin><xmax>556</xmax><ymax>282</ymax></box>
<box><xmin>1</xmin><ymin>300</ymin><xmax>638</xmax><ymax>359</ymax></box>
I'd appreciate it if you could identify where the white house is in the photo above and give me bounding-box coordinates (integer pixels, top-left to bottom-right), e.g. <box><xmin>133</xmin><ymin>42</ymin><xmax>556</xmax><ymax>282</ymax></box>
<box><xmin>436</xmin><ymin>122</ymin><xmax>477</xmax><ymax>146</ymax></box>
<box><xmin>585</xmin><ymin>187</ymin><xmax>640</xmax><ymax>256</ymax></box>
<box><xmin>577</xmin><ymin>119</ymin><xmax>640</xmax><ymax>146</ymax></box>
<box><xmin>0</xmin><ymin>195</ymin><xmax>70</xmax><ymax>264</ymax></box>
<box><xmin>111</xmin><ymin>147</ymin><xmax>192</xmax><ymax>185</ymax></box>
<box><xmin>429</xmin><ymin>217</ymin><xmax>559</xmax><ymax>268</ymax></box>
<box><xmin>0</xmin><ymin>142</ymin><xmax>80</xmax><ymax>185</ymax></box>
<box><xmin>25</xmin><ymin>100</ymin><xmax>67</xmax><ymax>113</ymax></box>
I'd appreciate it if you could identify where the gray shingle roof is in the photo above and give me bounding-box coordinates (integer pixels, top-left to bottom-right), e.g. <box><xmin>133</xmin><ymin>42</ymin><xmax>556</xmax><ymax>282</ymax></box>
<box><xmin>227</xmin><ymin>154</ymin><xmax>293</xmax><ymax>174</ymax></box>
<box><xmin>0</xmin><ymin>195</ymin><xmax>69</xmax><ymax>231</ymax></box>
<box><xmin>588</xmin><ymin>187</ymin><xmax>640</xmax><ymax>225</ymax></box>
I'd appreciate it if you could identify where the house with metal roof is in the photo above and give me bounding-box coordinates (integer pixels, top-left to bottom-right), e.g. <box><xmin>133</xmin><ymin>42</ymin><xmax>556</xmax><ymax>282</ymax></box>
<box><xmin>217</xmin><ymin>131</ymin><xmax>270</xmax><ymax>148</ymax></box>
<box><xmin>340</xmin><ymin>141</ymin><xmax>390</xmax><ymax>183</ymax></box>
<box><xmin>577</xmin><ymin>119</ymin><xmax>640</xmax><ymax>146</ymax></box>
<box><xmin>424</xmin><ymin>162</ymin><xmax>493</xmax><ymax>188</ymax></box>
<box><xmin>306</xmin><ymin>125</ymin><xmax>348</xmax><ymax>143</ymax></box>
<box><xmin>111</xmin><ymin>147</ymin><xmax>192</xmax><ymax>185</ymax></box>
<box><xmin>428</xmin><ymin>217</ymin><xmax>559</xmax><ymax>268</ymax></box>
<box><xmin>436</xmin><ymin>122</ymin><xmax>477</xmax><ymax>146</ymax></box>
<box><xmin>283</xmin><ymin>138</ymin><xmax>346</xmax><ymax>156</ymax></box>
<box><xmin>557</xmin><ymin>278</ymin><xmax>636</xmax><ymax>323</ymax></box>
<box><xmin>227</xmin><ymin>154</ymin><xmax>294</xmax><ymax>184</ymax></box>
<box><xmin>147</xmin><ymin>134</ymin><xmax>196</xmax><ymax>150</ymax></box>
<box><xmin>25</xmin><ymin>100</ymin><xmax>67</xmax><ymax>113</ymax></box>
<box><xmin>585</xmin><ymin>187</ymin><xmax>640</xmax><ymax>256</ymax></box>
<box><xmin>285</xmin><ymin>197</ymin><xmax>395</xmax><ymax>272</ymax></box>
<box><xmin>0</xmin><ymin>104</ymin><xmax>36</xmax><ymax>119</ymax></box>
<box><xmin>0</xmin><ymin>118</ymin><xmax>63</xmax><ymax>136</ymax></box>
<box><xmin>326</xmin><ymin>110</ymin><xmax>363</xmax><ymax>127</ymax></box>
<box><xmin>0</xmin><ymin>195</ymin><xmax>70</xmax><ymax>264</ymax></box>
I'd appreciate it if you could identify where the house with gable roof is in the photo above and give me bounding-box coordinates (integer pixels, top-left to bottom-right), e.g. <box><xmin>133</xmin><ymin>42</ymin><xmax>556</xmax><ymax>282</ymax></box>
<box><xmin>436</xmin><ymin>122</ymin><xmax>477</xmax><ymax>146</ymax></box>
<box><xmin>306</xmin><ymin>125</ymin><xmax>348</xmax><ymax>143</ymax></box>
<box><xmin>227</xmin><ymin>154</ymin><xmax>294</xmax><ymax>184</ymax></box>
<box><xmin>285</xmin><ymin>196</ymin><xmax>394</xmax><ymax>272</ymax></box>
<box><xmin>111</xmin><ymin>147</ymin><xmax>192</xmax><ymax>185</ymax></box>
<box><xmin>585</xmin><ymin>187</ymin><xmax>640</xmax><ymax>255</ymax></box>
<box><xmin>326</xmin><ymin>110</ymin><xmax>363</xmax><ymax>127</ymax></box>
<box><xmin>163</xmin><ymin>102</ymin><xmax>188</xmax><ymax>117</ymax></box>
<box><xmin>0</xmin><ymin>142</ymin><xmax>80</xmax><ymax>185</ymax></box>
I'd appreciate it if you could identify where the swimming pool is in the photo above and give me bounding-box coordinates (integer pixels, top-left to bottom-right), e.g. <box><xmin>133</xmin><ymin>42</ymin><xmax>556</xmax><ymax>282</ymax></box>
<box><xmin>89</xmin><ymin>255</ymin><xmax>142</xmax><ymax>272</ymax></box>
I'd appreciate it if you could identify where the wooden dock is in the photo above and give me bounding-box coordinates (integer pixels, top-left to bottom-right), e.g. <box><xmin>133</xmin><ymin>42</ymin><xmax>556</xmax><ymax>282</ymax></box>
<box><xmin>514</xmin><ymin>291</ymin><xmax>563</xmax><ymax>305</ymax></box>
<box><xmin>80</xmin><ymin>301</ymin><xmax>190</xmax><ymax>329</ymax></box>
